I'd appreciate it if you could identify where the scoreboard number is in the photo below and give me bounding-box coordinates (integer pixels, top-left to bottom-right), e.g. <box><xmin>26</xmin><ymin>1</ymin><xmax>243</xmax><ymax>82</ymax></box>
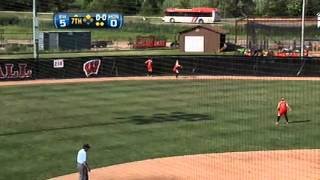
<box><xmin>55</xmin><ymin>14</ymin><xmax>69</xmax><ymax>28</ymax></box>
<box><xmin>110</xmin><ymin>19</ymin><xmax>117</xmax><ymax>27</ymax></box>
<box><xmin>54</xmin><ymin>12</ymin><xmax>123</xmax><ymax>29</ymax></box>
<box><xmin>96</xmin><ymin>14</ymin><xmax>107</xmax><ymax>21</ymax></box>
<box><xmin>107</xmin><ymin>13</ymin><xmax>122</xmax><ymax>28</ymax></box>
<box><xmin>60</xmin><ymin>19</ymin><xmax>66</xmax><ymax>27</ymax></box>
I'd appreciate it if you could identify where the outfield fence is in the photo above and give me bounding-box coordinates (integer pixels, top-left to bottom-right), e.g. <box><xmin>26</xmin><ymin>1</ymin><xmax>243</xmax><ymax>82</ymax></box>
<box><xmin>0</xmin><ymin>56</ymin><xmax>320</xmax><ymax>81</ymax></box>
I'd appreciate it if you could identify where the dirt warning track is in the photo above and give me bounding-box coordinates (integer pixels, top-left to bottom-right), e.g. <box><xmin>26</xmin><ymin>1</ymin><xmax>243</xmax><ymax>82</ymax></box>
<box><xmin>1</xmin><ymin>75</ymin><xmax>320</xmax><ymax>87</ymax></box>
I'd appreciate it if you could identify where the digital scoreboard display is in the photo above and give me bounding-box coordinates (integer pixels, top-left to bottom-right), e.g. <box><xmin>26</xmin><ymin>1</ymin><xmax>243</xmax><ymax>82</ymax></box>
<box><xmin>53</xmin><ymin>13</ymin><xmax>124</xmax><ymax>29</ymax></box>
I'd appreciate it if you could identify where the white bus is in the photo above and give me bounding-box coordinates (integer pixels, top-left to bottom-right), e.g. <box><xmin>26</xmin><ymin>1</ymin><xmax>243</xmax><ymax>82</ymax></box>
<box><xmin>162</xmin><ymin>7</ymin><xmax>221</xmax><ymax>24</ymax></box>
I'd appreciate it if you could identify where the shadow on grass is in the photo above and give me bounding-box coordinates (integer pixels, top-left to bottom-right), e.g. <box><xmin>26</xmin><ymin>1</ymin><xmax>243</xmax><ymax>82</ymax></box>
<box><xmin>0</xmin><ymin>121</ymin><xmax>130</xmax><ymax>137</ymax></box>
<box><xmin>117</xmin><ymin>111</ymin><xmax>211</xmax><ymax>125</ymax></box>
<box><xmin>289</xmin><ymin>120</ymin><xmax>311</xmax><ymax>124</ymax></box>
<box><xmin>0</xmin><ymin>112</ymin><xmax>211</xmax><ymax>136</ymax></box>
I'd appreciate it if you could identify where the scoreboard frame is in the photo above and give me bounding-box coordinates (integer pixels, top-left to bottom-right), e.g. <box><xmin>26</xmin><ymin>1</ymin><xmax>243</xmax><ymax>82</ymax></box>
<box><xmin>53</xmin><ymin>12</ymin><xmax>124</xmax><ymax>29</ymax></box>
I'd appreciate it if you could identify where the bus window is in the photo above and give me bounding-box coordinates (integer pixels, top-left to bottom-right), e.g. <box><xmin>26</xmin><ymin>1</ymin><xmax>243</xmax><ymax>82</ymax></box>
<box><xmin>200</xmin><ymin>13</ymin><xmax>212</xmax><ymax>17</ymax></box>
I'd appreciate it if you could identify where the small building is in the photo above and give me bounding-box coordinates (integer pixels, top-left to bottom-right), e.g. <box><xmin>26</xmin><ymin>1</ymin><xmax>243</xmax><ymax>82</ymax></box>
<box><xmin>178</xmin><ymin>25</ymin><xmax>226</xmax><ymax>53</ymax></box>
<box><xmin>38</xmin><ymin>31</ymin><xmax>91</xmax><ymax>51</ymax></box>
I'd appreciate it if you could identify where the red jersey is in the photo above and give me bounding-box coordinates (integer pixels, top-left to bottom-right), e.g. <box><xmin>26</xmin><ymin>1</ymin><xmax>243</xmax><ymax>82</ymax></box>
<box><xmin>173</xmin><ymin>64</ymin><xmax>182</xmax><ymax>72</ymax></box>
<box><xmin>145</xmin><ymin>59</ymin><xmax>153</xmax><ymax>72</ymax></box>
<box><xmin>278</xmin><ymin>101</ymin><xmax>288</xmax><ymax>112</ymax></box>
<box><xmin>277</xmin><ymin>100</ymin><xmax>289</xmax><ymax>116</ymax></box>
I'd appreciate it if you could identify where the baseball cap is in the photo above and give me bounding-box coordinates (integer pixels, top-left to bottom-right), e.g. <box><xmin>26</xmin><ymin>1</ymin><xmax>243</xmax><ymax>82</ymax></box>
<box><xmin>83</xmin><ymin>144</ymin><xmax>91</xmax><ymax>149</ymax></box>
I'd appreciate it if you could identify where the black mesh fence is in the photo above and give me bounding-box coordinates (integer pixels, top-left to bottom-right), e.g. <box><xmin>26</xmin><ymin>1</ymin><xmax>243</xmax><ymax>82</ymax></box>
<box><xmin>235</xmin><ymin>17</ymin><xmax>320</xmax><ymax>53</ymax></box>
<box><xmin>1</xmin><ymin>56</ymin><xmax>320</xmax><ymax>81</ymax></box>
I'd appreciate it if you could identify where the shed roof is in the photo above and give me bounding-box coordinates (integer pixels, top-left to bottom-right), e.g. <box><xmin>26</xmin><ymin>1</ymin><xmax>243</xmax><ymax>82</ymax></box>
<box><xmin>179</xmin><ymin>25</ymin><xmax>226</xmax><ymax>35</ymax></box>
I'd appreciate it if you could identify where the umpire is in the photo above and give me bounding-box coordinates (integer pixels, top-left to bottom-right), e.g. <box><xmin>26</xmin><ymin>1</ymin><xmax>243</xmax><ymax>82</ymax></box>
<box><xmin>76</xmin><ymin>144</ymin><xmax>91</xmax><ymax>180</ymax></box>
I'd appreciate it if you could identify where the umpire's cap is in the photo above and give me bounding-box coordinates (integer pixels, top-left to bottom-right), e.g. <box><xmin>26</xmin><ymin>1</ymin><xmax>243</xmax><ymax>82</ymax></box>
<box><xmin>83</xmin><ymin>144</ymin><xmax>91</xmax><ymax>149</ymax></box>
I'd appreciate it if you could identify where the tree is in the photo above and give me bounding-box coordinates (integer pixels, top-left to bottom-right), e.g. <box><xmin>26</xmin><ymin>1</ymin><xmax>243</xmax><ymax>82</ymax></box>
<box><xmin>0</xmin><ymin>0</ymin><xmax>76</xmax><ymax>11</ymax></box>
<box><xmin>222</xmin><ymin>0</ymin><xmax>255</xmax><ymax>17</ymax></box>
<box><xmin>140</xmin><ymin>0</ymin><xmax>165</xmax><ymax>15</ymax></box>
<box><xmin>238</xmin><ymin>0</ymin><xmax>256</xmax><ymax>17</ymax></box>
<box><xmin>263</xmin><ymin>0</ymin><xmax>288</xmax><ymax>16</ymax></box>
<box><xmin>179</xmin><ymin>0</ymin><xmax>191</xmax><ymax>8</ymax></box>
<box><xmin>80</xmin><ymin>0</ymin><xmax>94</xmax><ymax>10</ymax></box>
<box><xmin>306</xmin><ymin>0</ymin><xmax>320</xmax><ymax>16</ymax></box>
<box><xmin>85</xmin><ymin>0</ymin><xmax>141</xmax><ymax>15</ymax></box>
<box><xmin>287</xmin><ymin>0</ymin><xmax>302</xmax><ymax>16</ymax></box>
<box><xmin>207</xmin><ymin>0</ymin><xmax>220</xmax><ymax>7</ymax></box>
<box><xmin>0</xmin><ymin>0</ymin><xmax>32</xmax><ymax>11</ymax></box>
<box><xmin>50</xmin><ymin>0</ymin><xmax>76</xmax><ymax>11</ymax></box>
<box><xmin>253</xmin><ymin>0</ymin><xmax>265</xmax><ymax>15</ymax></box>
<box><xmin>162</xmin><ymin>0</ymin><xmax>180</xmax><ymax>9</ymax></box>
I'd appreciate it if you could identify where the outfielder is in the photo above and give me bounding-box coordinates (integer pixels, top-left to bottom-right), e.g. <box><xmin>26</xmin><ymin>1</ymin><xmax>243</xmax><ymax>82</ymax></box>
<box><xmin>276</xmin><ymin>97</ymin><xmax>291</xmax><ymax>126</ymax></box>
<box><xmin>145</xmin><ymin>57</ymin><xmax>153</xmax><ymax>76</ymax></box>
<box><xmin>173</xmin><ymin>60</ymin><xmax>182</xmax><ymax>78</ymax></box>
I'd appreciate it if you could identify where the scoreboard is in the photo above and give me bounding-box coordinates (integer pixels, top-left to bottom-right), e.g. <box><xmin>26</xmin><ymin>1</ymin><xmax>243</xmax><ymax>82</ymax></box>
<box><xmin>54</xmin><ymin>13</ymin><xmax>124</xmax><ymax>29</ymax></box>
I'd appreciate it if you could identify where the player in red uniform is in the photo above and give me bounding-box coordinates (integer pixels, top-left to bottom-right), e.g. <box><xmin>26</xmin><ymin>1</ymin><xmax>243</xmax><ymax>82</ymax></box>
<box><xmin>173</xmin><ymin>60</ymin><xmax>182</xmax><ymax>78</ymax></box>
<box><xmin>276</xmin><ymin>97</ymin><xmax>292</xmax><ymax>126</ymax></box>
<box><xmin>145</xmin><ymin>58</ymin><xmax>153</xmax><ymax>76</ymax></box>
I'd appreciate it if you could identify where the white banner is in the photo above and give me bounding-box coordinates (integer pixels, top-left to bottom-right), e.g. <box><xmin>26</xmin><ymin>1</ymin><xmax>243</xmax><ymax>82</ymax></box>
<box><xmin>317</xmin><ymin>13</ymin><xmax>320</xmax><ymax>28</ymax></box>
<box><xmin>53</xmin><ymin>59</ymin><xmax>64</xmax><ymax>68</ymax></box>
<box><xmin>38</xmin><ymin>32</ymin><xmax>44</xmax><ymax>50</ymax></box>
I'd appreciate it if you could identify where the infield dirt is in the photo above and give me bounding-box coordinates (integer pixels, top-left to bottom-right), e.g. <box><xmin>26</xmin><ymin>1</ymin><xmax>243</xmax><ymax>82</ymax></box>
<box><xmin>51</xmin><ymin>149</ymin><xmax>320</xmax><ymax>180</ymax></box>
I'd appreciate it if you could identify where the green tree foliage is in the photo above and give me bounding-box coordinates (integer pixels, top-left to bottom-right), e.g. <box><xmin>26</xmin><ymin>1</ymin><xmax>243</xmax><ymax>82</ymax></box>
<box><xmin>263</xmin><ymin>0</ymin><xmax>287</xmax><ymax>16</ymax></box>
<box><xmin>253</xmin><ymin>0</ymin><xmax>265</xmax><ymax>15</ymax></box>
<box><xmin>0</xmin><ymin>0</ymin><xmax>32</xmax><ymax>11</ymax></box>
<box><xmin>80</xmin><ymin>0</ymin><xmax>94</xmax><ymax>10</ymax></box>
<box><xmin>238</xmin><ymin>0</ymin><xmax>256</xmax><ymax>17</ymax></box>
<box><xmin>1</xmin><ymin>0</ymin><xmax>320</xmax><ymax>17</ymax></box>
<box><xmin>221</xmin><ymin>0</ymin><xmax>255</xmax><ymax>17</ymax></box>
<box><xmin>306</xmin><ymin>0</ymin><xmax>320</xmax><ymax>16</ymax></box>
<box><xmin>262</xmin><ymin>0</ymin><xmax>320</xmax><ymax>17</ymax></box>
<box><xmin>140</xmin><ymin>0</ymin><xmax>165</xmax><ymax>15</ymax></box>
<box><xmin>86</xmin><ymin>0</ymin><xmax>141</xmax><ymax>15</ymax></box>
<box><xmin>287</xmin><ymin>0</ymin><xmax>302</xmax><ymax>16</ymax></box>
<box><xmin>179</xmin><ymin>0</ymin><xmax>191</xmax><ymax>8</ymax></box>
<box><xmin>0</xmin><ymin>0</ymin><xmax>76</xmax><ymax>11</ymax></box>
<box><xmin>51</xmin><ymin>0</ymin><xmax>77</xmax><ymax>11</ymax></box>
<box><xmin>207</xmin><ymin>0</ymin><xmax>220</xmax><ymax>7</ymax></box>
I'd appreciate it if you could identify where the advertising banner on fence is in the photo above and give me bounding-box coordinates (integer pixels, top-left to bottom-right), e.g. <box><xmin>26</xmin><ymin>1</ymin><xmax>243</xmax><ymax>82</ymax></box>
<box><xmin>83</xmin><ymin>59</ymin><xmax>101</xmax><ymax>77</ymax></box>
<box><xmin>0</xmin><ymin>62</ymin><xmax>33</xmax><ymax>80</ymax></box>
<box><xmin>53</xmin><ymin>59</ymin><xmax>64</xmax><ymax>68</ymax></box>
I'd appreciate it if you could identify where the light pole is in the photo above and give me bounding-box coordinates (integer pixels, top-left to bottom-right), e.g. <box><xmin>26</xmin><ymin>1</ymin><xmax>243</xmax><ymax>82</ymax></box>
<box><xmin>33</xmin><ymin>0</ymin><xmax>39</xmax><ymax>59</ymax></box>
<box><xmin>300</xmin><ymin>0</ymin><xmax>306</xmax><ymax>58</ymax></box>
<box><xmin>297</xmin><ymin>0</ymin><xmax>307</xmax><ymax>76</ymax></box>
<box><xmin>317</xmin><ymin>12</ymin><xmax>320</xmax><ymax>28</ymax></box>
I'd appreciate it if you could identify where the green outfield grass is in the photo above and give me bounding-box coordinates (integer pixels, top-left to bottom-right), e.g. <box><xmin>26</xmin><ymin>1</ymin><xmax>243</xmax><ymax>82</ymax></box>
<box><xmin>0</xmin><ymin>49</ymin><xmax>179</xmax><ymax>59</ymax></box>
<box><xmin>0</xmin><ymin>49</ymin><xmax>239</xmax><ymax>60</ymax></box>
<box><xmin>0</xmin><ymin>79</ymin><xmax>319</xmax><ymax>180</ymax></box>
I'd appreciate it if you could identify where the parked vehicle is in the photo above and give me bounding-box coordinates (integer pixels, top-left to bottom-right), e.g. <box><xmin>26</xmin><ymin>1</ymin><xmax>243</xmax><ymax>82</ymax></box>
<box><xmin>162</xmin><ymin>7</ymin><xmax>221</xmax><ymax>24</ymax></box>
